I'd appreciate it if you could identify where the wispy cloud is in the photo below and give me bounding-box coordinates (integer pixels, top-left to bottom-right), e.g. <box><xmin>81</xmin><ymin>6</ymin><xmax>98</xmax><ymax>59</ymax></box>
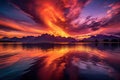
<box><xmin>0</xmin><ymin>0</ymin><xmax>120</xmax><ymax>39</ymax></box>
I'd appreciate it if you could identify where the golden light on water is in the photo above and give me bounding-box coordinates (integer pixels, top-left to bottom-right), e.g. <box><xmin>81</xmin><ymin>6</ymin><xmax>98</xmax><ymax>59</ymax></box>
<box><xmin>0</xmin><ymin>43</ymin><xmax>120</xmax><ymax>80</ymax></box>
<box><xmin>0</xmin><ymin>43</ymin><xmax>118</xmax><ymax>69</ymax></box>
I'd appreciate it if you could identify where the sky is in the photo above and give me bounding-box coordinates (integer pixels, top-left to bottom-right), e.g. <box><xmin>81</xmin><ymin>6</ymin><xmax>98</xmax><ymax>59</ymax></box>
<box><xmin>0</xmin><ymin>0</ymin><xmax>120</xmax><ymax>39</ymax></box>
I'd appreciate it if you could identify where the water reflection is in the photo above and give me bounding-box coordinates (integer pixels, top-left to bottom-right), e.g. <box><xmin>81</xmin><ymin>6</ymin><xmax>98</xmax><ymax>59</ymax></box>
<box><xmin>0</xmin><ymin>43</ymin><xmax>120</xmax><ymax>80</ymax></box>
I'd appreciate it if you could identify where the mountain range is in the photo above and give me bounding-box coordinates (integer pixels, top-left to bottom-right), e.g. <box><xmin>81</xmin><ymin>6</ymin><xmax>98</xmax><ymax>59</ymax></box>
<box><xmin>0</xmin><ymin>34</ymin><xmax>120</xmax><ymax>43</ymax></box>
<box><xmin>0</xmin><ymin>34</ymin><xmax>77</xmax><ymax>43</ymax></box>
<box><xmin>82</xmin><ymin>35</ymin><xmax>120</xmax><ymax>42</ymax></box>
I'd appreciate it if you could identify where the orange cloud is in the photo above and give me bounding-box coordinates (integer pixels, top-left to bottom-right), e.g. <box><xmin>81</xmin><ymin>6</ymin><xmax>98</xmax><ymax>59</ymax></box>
<box><xmin>0</xmin><ymin>0</ymin><xmax>120</xmax><ymax>39</ymax></box>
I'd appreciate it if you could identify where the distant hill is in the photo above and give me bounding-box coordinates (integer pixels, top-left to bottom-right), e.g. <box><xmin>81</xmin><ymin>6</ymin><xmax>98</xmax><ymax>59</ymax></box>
<box><xmin>1</xmin><ymin>34</ymin><xmax>120</xmax><ymax>43</ymax></box>
<box><xmin>82</xmin><ymin>35</ymin><xmax>120</xmax><ymax>42</ymax></box>
<box><xmin>0</xmin><ymin>34</ymin><xmax>77</xmax><ymax>43</ymax></box>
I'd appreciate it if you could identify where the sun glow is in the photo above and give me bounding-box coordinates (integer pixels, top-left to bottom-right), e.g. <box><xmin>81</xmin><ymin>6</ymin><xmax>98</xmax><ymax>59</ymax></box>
<box><xmin>38</xmin><ymin>2</ymin><xmax>69</xmax><ymax>37</ymax></box>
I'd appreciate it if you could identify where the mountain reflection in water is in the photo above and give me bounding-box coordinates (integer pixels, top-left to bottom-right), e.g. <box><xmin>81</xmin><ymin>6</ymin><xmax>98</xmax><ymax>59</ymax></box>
<box><xmin>0</xmin><ymin>43</ymin><xmax>120</xmax><ymax>80</ymax></box>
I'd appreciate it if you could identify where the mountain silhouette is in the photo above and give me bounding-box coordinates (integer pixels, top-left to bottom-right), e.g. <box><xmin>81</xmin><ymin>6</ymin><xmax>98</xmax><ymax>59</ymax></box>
<box><xmin>82</xmin><ymin>35</ymin><xmax>120</xmax><ymax>42</ymax></box>
<box><xmin>0</xmin><ymin>34</ymin><xmax>77</xmax><ymax>43</ymax></box>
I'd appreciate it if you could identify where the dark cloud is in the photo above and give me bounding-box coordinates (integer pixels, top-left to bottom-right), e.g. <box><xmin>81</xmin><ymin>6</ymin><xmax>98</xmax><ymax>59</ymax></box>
<box><xmin>10</xmin><ymin>0</ymin><xmax>45</xmax><ymax>24</ymax></box>
<box><xmin>115</xmin><ymin>33</ymin><xmax>120</xmax><ymax>36</ymax></box>
<box><xmin>10</xmin><ymin>0</ymin><xmax>90</xmax><ymax>25</ymax></box>
<box><xmin>0</xmin><ymin>0</ymin><xmax>120</xmax><ymax>39</ymax></box>
<box><xmin>106</xmin><ymin>2</ymin><xmax>120</xmax><ymax>25</ymax></box>
<box><xmin>0</xmin><ymin>25</ymin><xmax>21</xmax><ymax>31</ymax></box>
<box><xmin>73</xmin><ymin>1</ymin><xmax>120</xmax><ymax>33</ymax></box>
<box><xmin>0</xmin><ymin>0</ymin><xmax>35</xmax><ymax>24</ymax></box>
<box><xmin>80</xmin><ymin>2</ymin><xmax>120</xmax><ymax>32</ymax></box>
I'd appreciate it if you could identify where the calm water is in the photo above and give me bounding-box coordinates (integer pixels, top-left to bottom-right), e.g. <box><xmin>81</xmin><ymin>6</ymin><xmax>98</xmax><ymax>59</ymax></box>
<box><xmin>0</xmin><ymin>43</ymin><xmax>120</xmax><ymax>80</ymax></box>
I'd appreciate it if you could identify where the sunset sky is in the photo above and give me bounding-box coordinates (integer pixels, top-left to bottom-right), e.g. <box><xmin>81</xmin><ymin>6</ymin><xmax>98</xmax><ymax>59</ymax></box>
<box><xmin>0</xmin><ymin>0</ymin><xmax>120</xmax><ymax>39</ymax></box>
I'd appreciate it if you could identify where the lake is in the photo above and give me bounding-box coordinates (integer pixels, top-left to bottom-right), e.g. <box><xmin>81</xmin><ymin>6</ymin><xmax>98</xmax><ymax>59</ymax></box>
<box><xmin>0</xmin><ymin>43</ymin><xmax>120</xmax><ymax>80</ymax></box>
